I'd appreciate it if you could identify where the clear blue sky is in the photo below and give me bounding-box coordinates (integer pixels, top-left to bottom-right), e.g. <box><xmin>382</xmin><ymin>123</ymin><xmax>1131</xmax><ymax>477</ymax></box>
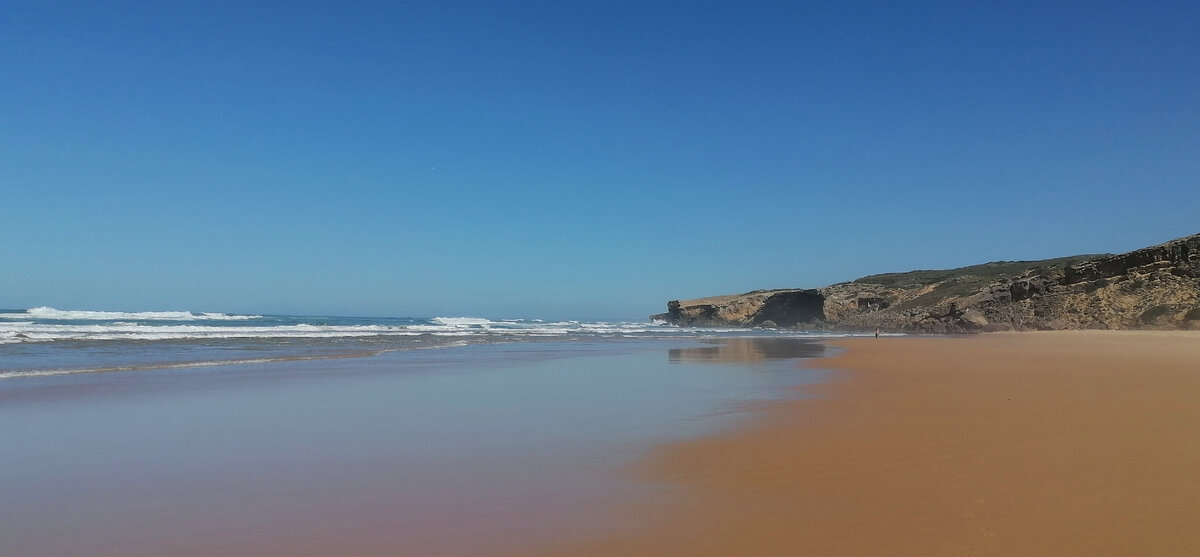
<box><xmin>2</xmin><ymin>1</ymin><xmax>1197</xmax><ymax>320</ymax></box>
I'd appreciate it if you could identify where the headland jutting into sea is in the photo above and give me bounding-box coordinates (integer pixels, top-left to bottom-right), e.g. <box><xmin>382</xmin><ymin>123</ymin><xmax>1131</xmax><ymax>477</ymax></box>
<box><xmin>653</xmin><ymin>232</ymin><xmax>1200</xmax><ymax>334</ymax></box>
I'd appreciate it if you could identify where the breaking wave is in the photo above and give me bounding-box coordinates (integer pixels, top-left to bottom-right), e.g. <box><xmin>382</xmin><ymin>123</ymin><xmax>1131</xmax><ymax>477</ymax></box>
<box><xmin>0</xmin><ymin>307</ymin><xmax>861</xmax><ymax>377</ymax></box>
<box><xmin>0</xmin><ymin>308</ymin><xmax>755</xmax><ymax>344</ymax></box>
<box><xmin>1</xmin><ymin>307</ymin><xmax>262</xmax><ymax>321</ymax></box>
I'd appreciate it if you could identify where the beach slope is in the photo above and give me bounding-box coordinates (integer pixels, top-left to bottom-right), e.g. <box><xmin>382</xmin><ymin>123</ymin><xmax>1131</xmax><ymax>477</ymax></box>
<box><xmin>539</xmin><ymin>331</ymin><xmax>1200</xmax><ymax>556</ymax></box>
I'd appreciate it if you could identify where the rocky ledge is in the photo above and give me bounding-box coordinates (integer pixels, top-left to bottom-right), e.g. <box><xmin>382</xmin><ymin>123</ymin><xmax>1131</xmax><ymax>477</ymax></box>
<box><xmin>653</xmin><ymin>233</ymin><xmax>1200</xmax><ymax>333</ymax></box>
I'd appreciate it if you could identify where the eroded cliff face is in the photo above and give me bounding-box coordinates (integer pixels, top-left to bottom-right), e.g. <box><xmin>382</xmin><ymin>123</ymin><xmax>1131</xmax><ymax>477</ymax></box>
<box><xmin>654</xmin><ymin>289</ymin><xmax>825</xmax><ymax>328</ymax></box>
<box><xmin>655</xmin><ymin>233</ymin><xmax>1200</xmax><ymax>332</ymax></box>
<box><xmin>971</xmin><ymin>234</ymin><xmax>1199</xmax><ymax>331</ymax></box>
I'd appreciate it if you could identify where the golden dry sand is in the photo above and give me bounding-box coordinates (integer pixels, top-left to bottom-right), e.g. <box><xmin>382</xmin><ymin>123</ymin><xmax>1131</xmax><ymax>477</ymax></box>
<box><xmin>531</xmin><ymin>331</ymin><xmax>1200</xmax><ymax>557</ymax></box>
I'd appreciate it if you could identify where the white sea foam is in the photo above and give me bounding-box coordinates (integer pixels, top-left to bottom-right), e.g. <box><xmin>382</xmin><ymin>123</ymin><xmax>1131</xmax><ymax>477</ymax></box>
<box><xmin>0</xmin><ymin>319</ymin><xmax>770</xmax><ymax>343</ymax></box>
<box><xmin>0</xmin><ymin>322</ymin><xmax>416</xmax><ymax>342</ymax></box>
<box><xmin>0</xmin><ymin>307</ymin><xmax>858</xmax><ymax>345</ymax></box>
<box><xmin>431</xmin><ymin>317</ymin><xmax>494</xmax><ymax>327</ymax></box>
<box><xmin>0</xmin><ymin>306</ymin><xmax>872</xmax><ymax>381</ymax></box>
<box><xmin>0</xmin><ymin>307</ymin><xmax>263</xmax><ymax>321</ymax></box>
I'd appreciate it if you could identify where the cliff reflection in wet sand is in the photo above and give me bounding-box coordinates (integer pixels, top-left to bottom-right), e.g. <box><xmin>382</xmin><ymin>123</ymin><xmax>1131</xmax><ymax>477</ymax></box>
<box><xmin>669</xmin><ymin>338</ymin><xmax>825</xmax><ymax>364</ymax></box>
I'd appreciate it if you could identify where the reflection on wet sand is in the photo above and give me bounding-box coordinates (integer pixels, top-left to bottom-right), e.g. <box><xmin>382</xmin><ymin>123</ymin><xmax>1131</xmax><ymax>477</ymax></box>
<box><xmin>669</xmin><ymin>338</ymin><xmax>825</xmax><ymax>364</ymax></box>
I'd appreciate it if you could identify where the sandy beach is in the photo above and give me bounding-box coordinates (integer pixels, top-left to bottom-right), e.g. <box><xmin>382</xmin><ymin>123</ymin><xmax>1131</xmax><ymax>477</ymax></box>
<box><xmin>6</xmin><ymin>332</ymin><xmax>1199</xmax><ymax>557</ymax></box>
<box><xmin>535</xmin><ymin>331</ymin><xmax>1200</xmax><ymax>556</ymax></box>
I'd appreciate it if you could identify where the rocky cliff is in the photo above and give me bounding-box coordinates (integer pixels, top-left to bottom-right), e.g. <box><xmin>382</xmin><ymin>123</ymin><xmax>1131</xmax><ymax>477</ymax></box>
<box><xmin>653</xmin><ymin>233</ymin><xmax>1200</xmax><ymax>332</ymax></box>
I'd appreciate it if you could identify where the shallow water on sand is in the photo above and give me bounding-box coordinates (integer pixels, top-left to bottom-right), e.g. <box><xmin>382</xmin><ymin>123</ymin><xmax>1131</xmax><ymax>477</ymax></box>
<box><xmin>0</xmin><ymin>338</ymin><xmax>827</xmax><ymax>557</ymax></box>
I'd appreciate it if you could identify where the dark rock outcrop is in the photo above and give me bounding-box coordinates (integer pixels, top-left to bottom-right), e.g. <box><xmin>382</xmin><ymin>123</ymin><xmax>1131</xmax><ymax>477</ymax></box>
<box><xmin>656</xmin><ymin>233</ymin><xmax>1200</xmax><ymax>332</ymax></box>
<box><xmin>657</xmin><ymin>289</ymin><xmax>825</xmax><ymax>328</ymax></box>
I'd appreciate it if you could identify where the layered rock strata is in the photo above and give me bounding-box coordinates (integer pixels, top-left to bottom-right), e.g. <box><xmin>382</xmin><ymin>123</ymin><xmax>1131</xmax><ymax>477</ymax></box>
<box><xmin>654</xmin><ymin>233</ymin><xmax>1200</xmax><ymax>332</ymax></box>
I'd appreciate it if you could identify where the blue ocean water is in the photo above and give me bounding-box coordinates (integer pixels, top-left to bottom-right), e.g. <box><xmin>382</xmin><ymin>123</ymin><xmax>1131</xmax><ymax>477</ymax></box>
<box><xmin>0</xmin><ymin>306</ymin><xmax>861</xmax><ymax>377</ymax></box>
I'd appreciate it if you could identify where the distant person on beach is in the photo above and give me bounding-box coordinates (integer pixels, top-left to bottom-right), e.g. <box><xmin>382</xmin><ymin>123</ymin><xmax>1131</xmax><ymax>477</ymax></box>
<box><xmin>875</xmin><ymin>329</ymin><xmax>880</xmax><ymax>338</ymax></box>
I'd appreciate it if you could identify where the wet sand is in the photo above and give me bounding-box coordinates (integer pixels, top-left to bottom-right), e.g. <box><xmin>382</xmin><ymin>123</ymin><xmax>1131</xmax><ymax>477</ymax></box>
<box><xmin>536</xmin><ymin>331</ymin><xmax>1200</xmax><ymax>556</ymax></box>
<box><xmin>0</xmin><ymin>339</ymin><xmax>827</xmax><ymax>557</ymax></box>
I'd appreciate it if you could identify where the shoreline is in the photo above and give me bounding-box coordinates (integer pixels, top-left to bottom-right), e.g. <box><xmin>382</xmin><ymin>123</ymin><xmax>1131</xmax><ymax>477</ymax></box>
<box><xmin>0</xmin><ymin>338</ymin><xmax>830</xmax><ymax>557</ymax></box>
<box><xmin>0</xmin><ymin>329</ymin><xmax>865</xmax><ymax>380</ymax></box>
<box><xmin>529</xmin><ymin>330</ymin><xmax>1200</xmax><ymax>556</ymax></box>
